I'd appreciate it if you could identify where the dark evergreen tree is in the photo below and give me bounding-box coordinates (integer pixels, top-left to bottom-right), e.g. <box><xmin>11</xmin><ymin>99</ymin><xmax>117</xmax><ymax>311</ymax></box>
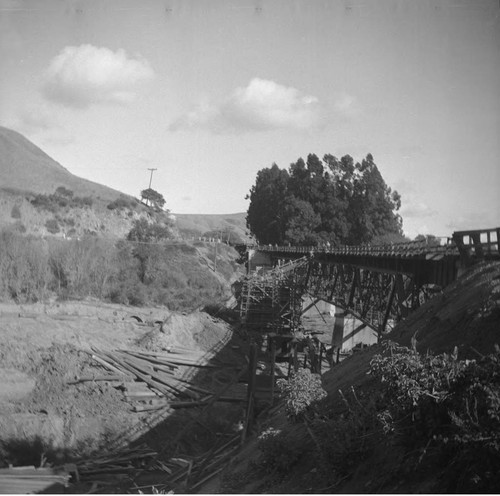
<box><xmin>246</xmin><ymin>164</ymin><xmax>290</xmax><ymax>244</ymax></box>
<box><xmin>246</xmin><ymin>153</ymin><xmax>403</xmax><ymax>246</ymax></box>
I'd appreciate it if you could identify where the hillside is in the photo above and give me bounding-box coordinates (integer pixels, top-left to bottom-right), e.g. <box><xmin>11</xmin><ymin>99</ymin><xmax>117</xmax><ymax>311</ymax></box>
<box><xmin>174</xmin><ymin>212</ymin><xmax>250</xmax><ymax>244</ymax></box>
<box><xmin>210</xmin><ymin>261</ymin><xmax>500</xmax><ymax>494</ymax></box>
<box><xmin>0</xmin><ymin>126</ymin><xmax>251</xmax><ymax>243</ymax></box>
<box><xmin>0</xmin><ymin>126</ymin><xmax>125</xmax><ymax>202</ymax></box>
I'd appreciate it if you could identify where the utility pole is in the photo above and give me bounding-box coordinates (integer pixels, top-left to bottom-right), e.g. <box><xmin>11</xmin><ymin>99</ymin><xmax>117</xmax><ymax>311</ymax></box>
<box><xmin>213</xmin><ymin>230</ymin><xmax>221</xmax><ymax>272</ymax></box>
<box><xmin>144</xmin><ymin>168</ymin><xmax>157</xmax><ymax>207</ymax></box>
<box><xmin>147</xmin><ymin>168</ymin><xmax>157</xmax><ymax>189</ymax></box>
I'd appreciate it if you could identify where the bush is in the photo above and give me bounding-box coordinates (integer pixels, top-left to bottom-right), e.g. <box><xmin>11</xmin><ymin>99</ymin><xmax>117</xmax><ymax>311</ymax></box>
<box><xmin>127</xmin><ymin>219</ymin><xmax>173</xmax><ymax>243</ymax></box>
<box><xmin>55</xmin><ymin>186</ymin><xmax>73</xmax><ymax>198</ymax></box>
<box><xmin>45</xmin><ymin>218</ymin><xmax>60</xmax><ymax>234</ymax></box>
<box><xmin>0</xmin><ymin>231</ymin><xmax>51</xmax><ymax>302</ymax></box>
<box><xmin>31</xmin><ymin>188</ymin><xmax>93</xmax><ymax>212</ymax></box>
<box><xmin>10</xmin><ymin>204</ymin><xmax>21</xmax><ymax>219</ymax></box>
<box><xmin>277</xmin><ymin>369</ymin><xmax>327</xmax><ymax>421</ymax></box>
<box><xmin>257</xmin><ymin>427</ymin><xmax>306</xmax><ymax>473</ymax></box>
<box><xmin>309</xmin><ymin>387</ymin><xmax>384</xmax><ymax>480</ymax></box>
<box><xmin>107</xmin><ymin>196</ymin><xmax>135</xmax><ymax>211</ymax></box>
<box><xmin>370</xmin><ymin>341</ymin><xmax>500</xmax><ymax>492</ymax></box>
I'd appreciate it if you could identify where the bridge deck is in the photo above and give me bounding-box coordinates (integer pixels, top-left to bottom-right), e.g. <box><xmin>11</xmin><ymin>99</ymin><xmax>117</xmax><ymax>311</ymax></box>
<box><xmin>238</xmin><ymin>227</ymin><xmax>499</xmax><ymax>337</ymax></box>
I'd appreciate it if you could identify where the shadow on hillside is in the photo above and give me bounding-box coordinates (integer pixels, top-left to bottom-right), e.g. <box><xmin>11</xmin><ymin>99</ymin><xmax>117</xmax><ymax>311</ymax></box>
<box><xmin>67</xmin><ymin>309</ymin><xmax>261</xmax><ymax>494</ymax></box>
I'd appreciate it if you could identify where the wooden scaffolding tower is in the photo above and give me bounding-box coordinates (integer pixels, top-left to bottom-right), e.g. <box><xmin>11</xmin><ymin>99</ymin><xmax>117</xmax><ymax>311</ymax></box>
<box><xmin>238</xmin><ymin>258</ymin><xmax>309</xmax><ymax>334</ymax></box>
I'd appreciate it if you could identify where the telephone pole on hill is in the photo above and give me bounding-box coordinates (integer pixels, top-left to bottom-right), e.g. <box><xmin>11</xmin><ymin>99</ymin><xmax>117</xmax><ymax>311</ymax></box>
<box><xmin>147</xmin><ymin>168</ymin><xmax>157</xmax><ymax>189</ymax></box>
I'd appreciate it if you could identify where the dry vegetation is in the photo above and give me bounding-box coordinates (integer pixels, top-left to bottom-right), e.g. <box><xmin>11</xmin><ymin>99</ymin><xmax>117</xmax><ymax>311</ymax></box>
<box><xmin>0</xmin><ymin>228</ymin><xmax>242</xmax><ymax>311</ymax></box>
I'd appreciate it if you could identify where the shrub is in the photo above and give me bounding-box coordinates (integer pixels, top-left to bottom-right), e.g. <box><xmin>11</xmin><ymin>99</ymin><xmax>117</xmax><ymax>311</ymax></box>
<box><xmin>107</xmin><ymin>196</ymin><xmax>134</xmax><ymax>211</ymax></box>
<box><xmin>370</xmin><ymin>341</ymin><xmax>500</xmax><ymax>492</ymax></box>
<box><xmin>257</xmin><ymin>427</ymin><xmax>305</xmax><ymax>473</ymax></box>
<box><xmin>10</xmin><ymin>204</ymin><xmax>21</xmax><ymax>219</ymax></box>
<box><xmin>309</xmin><ymin>387</ymin><xmax>385</xmax><ymax>480</ymax></box>
<box><xmin>55</xmin><ymin>186</ymin><xmax>73</xmax><ymax>198</ymax></box>
<box><xmin>0</xmin><ymin>230</ymin><xmax>51</xmax><ymax>302</ymax></box>
<box><xmin>45</xmin><ymin>218</ymin><xmax>60</xmax><ymax>234</ymax></box>
<box><xmin>277</xmin><ymin>368</ymin><xmax>327</xmax><ymax>421</ymax></box>
<box><xmin>31</xmin><ymin>188</ymin><xmax>93</xmax><ymax>212</ymax></box>
<box><xmin>127</xmin><ymin>218</ymin><xmax>173</xmax><ymax>243</ymax></box>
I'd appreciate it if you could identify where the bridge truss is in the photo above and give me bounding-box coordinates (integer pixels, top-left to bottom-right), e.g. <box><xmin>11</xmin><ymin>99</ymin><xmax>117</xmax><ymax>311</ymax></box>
<box><xmin>238</xmin><ymin>227</ymin><xmax>500</xmax><ymax>338</ymax></box>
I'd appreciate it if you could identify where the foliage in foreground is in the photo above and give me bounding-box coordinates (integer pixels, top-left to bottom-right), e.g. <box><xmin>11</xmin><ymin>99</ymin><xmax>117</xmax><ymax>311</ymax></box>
<box><xmin>277</xmin><ymin>369</ymin><xmax>327</xmax><ymax>421</ymax></box>
<box><xmin>370</xmin><ymin>341</ymin><xmax>500</xmax><ymax>492</ymax></box>
<box><xmin>257</xmin><ymin>342</ymin><xmax>500</xmax><ymax>492</ymax></box>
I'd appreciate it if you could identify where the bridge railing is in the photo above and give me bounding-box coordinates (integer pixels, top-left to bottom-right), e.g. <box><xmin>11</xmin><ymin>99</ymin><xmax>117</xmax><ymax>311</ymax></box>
<box><xmin>452</xmin><ymin>228</ymin><xmax>500</xmax><ymax>265</ymax></box>
<box><xmin>254</xmin><ymin>240</ymin><xmax>460</xmax><ymax>258</ymax></box>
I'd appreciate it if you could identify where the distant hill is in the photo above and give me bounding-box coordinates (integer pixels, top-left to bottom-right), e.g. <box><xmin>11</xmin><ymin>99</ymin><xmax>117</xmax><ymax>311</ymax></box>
<box><xmin>174</xmin><ymin>212</ymin><xmax>251</xmax><ymax>244</ymax></box>
<box><xmin>0</xmin><ymin>126</ymin><xmax>123</xmax><ymax>202</ymax></box>
<box><xmin>0</xmin><ymin>126</ymin><xmax>250</xmax><ymax>242</ymax></box>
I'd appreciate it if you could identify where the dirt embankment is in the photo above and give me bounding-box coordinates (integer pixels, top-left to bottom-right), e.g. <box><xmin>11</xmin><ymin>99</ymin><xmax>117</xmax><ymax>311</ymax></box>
<box><xmin>0</xmin><ymin>300</ymin><xmax>236</xmax><ymax>471</ymax></box>
<box><xmin>204</xmin><ymin>261</ymin><xmax>500</xmax><ymax>494</ymax></box>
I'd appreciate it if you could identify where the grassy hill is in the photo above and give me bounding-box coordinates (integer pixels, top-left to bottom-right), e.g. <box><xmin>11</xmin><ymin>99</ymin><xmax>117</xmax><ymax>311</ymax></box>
<box><xmin>0</xmin><ymin>126</ymin><xmax>124</xmax><ymax>202</ymax></box>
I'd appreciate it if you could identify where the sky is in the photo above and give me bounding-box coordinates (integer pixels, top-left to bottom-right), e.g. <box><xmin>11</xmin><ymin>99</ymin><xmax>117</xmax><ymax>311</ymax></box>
<box><xmin>1</xmin><ymin>0</ymin><xmax>499</xmax><ymax>239</ymax></box>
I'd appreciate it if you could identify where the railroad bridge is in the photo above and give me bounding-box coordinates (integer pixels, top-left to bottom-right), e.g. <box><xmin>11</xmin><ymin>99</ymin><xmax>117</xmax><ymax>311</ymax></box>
<box><xmin>237</xmin><ymin>227</ymin><xmax>500</xmax><ymax>345</ymax></box>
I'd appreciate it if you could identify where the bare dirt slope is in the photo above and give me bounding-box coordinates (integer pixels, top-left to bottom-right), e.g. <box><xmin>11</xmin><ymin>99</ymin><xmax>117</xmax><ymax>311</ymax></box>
<box><xmin>0</xmin><ymin>300</ymin><xmax>236</xmax><ymax>473</ymax></box>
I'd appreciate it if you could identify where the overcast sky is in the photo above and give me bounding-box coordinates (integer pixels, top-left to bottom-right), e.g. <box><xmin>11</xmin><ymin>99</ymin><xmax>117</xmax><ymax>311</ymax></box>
<box><xmin>1</xmin><ymin>0</ymin><xmax>499</xmax><ymax>239</ymax></box>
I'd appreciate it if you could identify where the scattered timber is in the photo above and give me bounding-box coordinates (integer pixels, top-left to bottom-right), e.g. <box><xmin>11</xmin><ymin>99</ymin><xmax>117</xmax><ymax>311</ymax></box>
<box><xmin>0</xmin><ymin>465</ymin><xmax>72</xmax><ymax>494</ymax></box>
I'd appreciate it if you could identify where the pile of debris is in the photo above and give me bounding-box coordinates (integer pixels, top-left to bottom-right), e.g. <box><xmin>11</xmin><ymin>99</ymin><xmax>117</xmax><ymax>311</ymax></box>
<box><xmin>81</xmin><ymin>347</ymin><xmax>247</xmax><ymax>412</ymax></box>
<box><xmin>0</xmin><ymin>464</ymin><xmax>73</xmax><ymax>494</ymax></box>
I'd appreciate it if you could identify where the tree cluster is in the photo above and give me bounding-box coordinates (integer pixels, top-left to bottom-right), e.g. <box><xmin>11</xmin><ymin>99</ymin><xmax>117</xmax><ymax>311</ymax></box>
<box><xmin>246</xmin><ymin>153</ymin><xmax>403</xmax><ymax>246</ymax></box>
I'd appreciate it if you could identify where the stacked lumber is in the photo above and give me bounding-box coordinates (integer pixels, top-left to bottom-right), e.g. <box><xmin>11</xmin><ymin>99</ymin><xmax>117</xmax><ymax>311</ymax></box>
<box><xmin>0</xmin><ymin>465</ymin><xmax>72</xmax><ymax>494</ymax></box>
<box><xmin>83</xmin><ymin>348</ymin><xmax>245</xmax><ymax>411</ymax></box>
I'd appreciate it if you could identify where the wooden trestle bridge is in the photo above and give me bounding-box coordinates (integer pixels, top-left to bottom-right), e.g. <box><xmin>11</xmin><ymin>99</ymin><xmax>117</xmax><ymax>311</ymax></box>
<box><xmin>237</xmin><ymin>227</ymin><xmax>500</xmax><ymax>340</ymax></box>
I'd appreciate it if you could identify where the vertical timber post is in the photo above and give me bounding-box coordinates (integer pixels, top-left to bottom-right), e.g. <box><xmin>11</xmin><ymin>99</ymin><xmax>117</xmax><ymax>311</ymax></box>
<box><xmin>293</xmin><ymin>340</ymin><xmax>299</xmax><ymax>372</ymax></box>
<box><xmin>242</xmin><ymin>342</ymin><xmax>258</xmax><ymax>444</ymax></box>
<box><xmin>331</xmin><ymin>307</ymin><xmax>345</xmax><ymax>362</ymax></box>
<box><xmin>318</xmin><ymin>343</ymin><xmax>323</xmax><ymax>374</ymax></box>
<box><xmin>270</xmin><ymin>337</ymin><xmax>276</xmax><ymax>405</ymax></box>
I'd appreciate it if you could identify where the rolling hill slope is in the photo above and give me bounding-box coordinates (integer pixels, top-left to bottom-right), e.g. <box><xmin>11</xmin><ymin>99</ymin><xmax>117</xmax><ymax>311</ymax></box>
<box><xmin>0</xmin><ymin>126</ymin><xmax>123</xmax><ymax>202</ymax></box>
<box><xmin>0</xmin><ymin>126</ymin><xmax>250</xmax><ymax>242</ymax></box>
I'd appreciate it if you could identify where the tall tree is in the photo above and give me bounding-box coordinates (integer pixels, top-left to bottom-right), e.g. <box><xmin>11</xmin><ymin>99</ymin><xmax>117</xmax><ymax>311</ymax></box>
<box><xmin>247</xmin><ymin>153</ymin><xmax>403</xmax><ymax>246</ymax></box>
<box><xmin>246</xmin><ymin>164</ymin><xmax>290</xmax><ymax>244</ymax></box>
<box><xmin>347</xmin><ymin>154</ymin><xmax>402</xmax><ymax>244</ymax></box>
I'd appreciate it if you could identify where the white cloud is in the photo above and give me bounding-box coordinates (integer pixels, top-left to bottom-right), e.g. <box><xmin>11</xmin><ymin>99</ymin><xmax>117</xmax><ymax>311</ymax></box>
<box><xmin>41</xmin><ymin>44</ymin><xmax>154</xmax><ymax>109</ymax></box>
<box><xmin>170</xmin><ymin>78</ymin><xmax>323</xmax><ymax>133</ymax></box>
